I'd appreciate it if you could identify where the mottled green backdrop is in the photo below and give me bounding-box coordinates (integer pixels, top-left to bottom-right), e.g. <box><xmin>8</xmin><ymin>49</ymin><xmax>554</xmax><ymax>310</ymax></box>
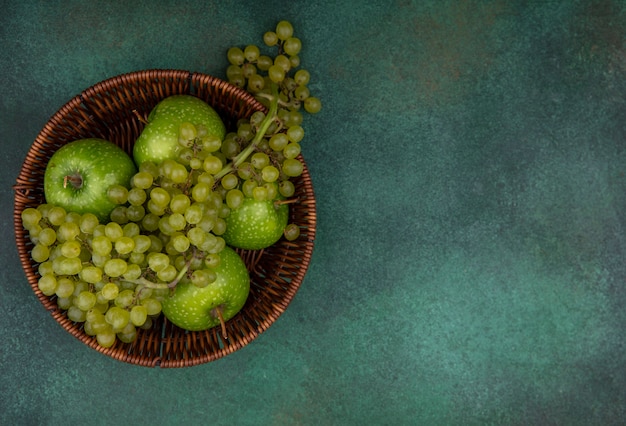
<box><xmin>2</xmin><ymin>1</ymin><xmax>625</xmax><ymax>424</ymax></box>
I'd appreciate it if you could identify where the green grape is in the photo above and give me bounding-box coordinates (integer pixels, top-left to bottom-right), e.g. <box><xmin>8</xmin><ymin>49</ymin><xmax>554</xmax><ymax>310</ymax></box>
<box><xmin>263</xmin><ymin>31</ymin><xmax>278</xmax><ymax>46</ymax></box>
<box><xmin>38</xmin><ymin>227</ymin><xmax>57</xmax><ymax>246</ymax></box>
<box><xmin>170</xmin><ymin>193</ymin><xmax>191</xmax><ymax>215</ymax></box>
<box><xmin>189</xmin><ymin>157</ymin><xmax>203</xmax><ymax>170</ymax></box>
<box><xmin>38</xmin><ymin>274</ymin><xmax>58</xmax><ymax>296</ymax></box>
<box><xmin>284</xmin><ymin>223</ymin><xmax>301</xmax><ymax>241</ymax></box>
<box><xmin>187</xmin><ymin>227</ymin><xmax>207</xmax><ymax>247</ymax></box>
<box><xmin>204</xmin><ymin>252</ymin><xmax>221</xmax><ymax>269</ymax></box>
<box><xmin>284</xmin><ymin>110</ymin><xmax>304</xmax><ymax>127</ymax></box>
<box><xmin>294</xmin><ymin>69</ymin><xmax>310</xmax><ymax>85</ymax></box>
<box><xmin>92</xmin><ymin>224</ymin><xmax>106</xmax><ymax>237</ymax></box>
<box><xmin>130</xmin><ymin>305</ymin><xmax>148</xmax><ymax>327</ymax></box>
<box><xmin>75</xmin><ymin>291</ymin><xmax>97</xmax><ymax>311</ymax></box>
<box><xmin>269</xmin><ymin>133</ymin><xmax>289</xmax><ymax>151</ymax></box>
<box><xmin>226</xmin><ymin>64</ymin><xmax>243</xmax><ymax>81</ymax></box>
<box><xmin>101</xmin><ymin>282</ymin><xmax>120</xmax><ymax>300</ymax></box>
<box><xmin>282</xmin><ymin>158</ymin><xmax>304</xmax><ymax>177</ymax></box>
<box><xmin>202</xmin><ymin>134</ymin><xmax>222</xmax><ymax>152</ymax></box>
<box><xmin>197</xmin><ymin>214</ymin><xmax>216</xmax><ymax>233</ymax></box>
<box><xmin>141</xmin><ymin>298</ymin><xmax>162</xmax><ymax>316</ymax></box>
<box><xmin>57</xmin><ymin>297</ymin><xmax>72</xmax><ymax>310</ymax></box>
<box><xmin>104</xmin><ymin>258</ymin><xmax>128</xmax><ymax>278</ymax></box>
<box><xmin>79</xmin><ymin>265</ymin><xmax>103</xmax><ymax>284</ymax></box>
<box><xmin>132</xmin><ymin>234</ymin><xmax>152</xmax><ymax>253</ymax></box>
<box><xmin>21</xmin><ymin>207</ymin><xmax>42</xmax><ymax>230</ymax></box>
<box><xmin>268</xmin><ymin>65</ymin><xmax>286</xmax><ymax>83</ymax></box>
<box><xmin>128</xmin><ymin>252</ymin><xmax>146</xmax><ymax>267</ymax></box>
<box><xmin>251</xmin><ymin>152</ymin><xmax>270</xmax><ymax>170</ymax></box>
<box><xmin>57</xmin><ymin>257</ymin><xmax>83</xmax><ymax>275</ymax></box>
<box><xmin>289</xmin><ymin>55</ymin><xmax>300</xmax><ymax>68</ymax></box>
<box><xmin>104</xmin><ymin>222</ymin><xmax>124</xmax><ymax>242</ymax></box>
<box><xmin>226</xmin><ymin>189</ymin><xmax>244</xmax><ymax>209</ymax></box>
<box><xmin>184</xmin><ymin>203</ymin><xmax>204</xmax><ymax>225</ymax></box>
<box><xmin>221</xmin><ymin>173</ymin><xmax>239</xmax><ymax>190</ymax></box>
<box><xmin>191</xmin><ymin>269</ymin><xmax>216</xmax><ymax>288</ymax></box>
<box><xmin>114</xmin><ymin>289</ymin><xmax>135</xmax><ymax>309</ymax></box>
<box><xmin>148</xmin><ymin>235</ymin><xmax>164</xmax><ymax>253</ymax></box>
<box><xmin>107</xmin><ymin>184</ymin><xmax>129</xmax><ymax>205</ymax></box>
<box><xmin>276</xmin><ymin>20</ymin><xmax>294</xmax><ymax>40</ymax></box>
<box><xmin>212</xmin><ymin>218</ymin><xmax>227</xmax><ymax>236</ymax></box>
<box><xmin>60</xmin><ymin>240</ymin><xmax>81</xmax><ymax>258</ymax></box>
<box><xmin>261</xmin><ymin>165</ymin><xmax>280</xmax><ymax>183</ymax></box>
<box><xmin>229</xmin><ymin>74</ymin><xmax>245</xmax><ymax>88</ymax></box>
<box><xmin>55</xmin><ymin>277</ymin><xmax>75</xmax><ymax>299</ymax></box>
<box><xmin>115</xmin><ymin>236</ymin><xmax>135</xmax><ymax>255</ymax></box>
<box><xmin>252</xmin><ymin>186</ymin><xmax>268</xmax><ymax>201</ymax></box>
<box><xmin>117</xmin><ymin>323</ymin><xmax>137</xmax><ymax>344</ymax></box>
<box><xmin>279</xmin><ymin>180</ymin><xmax>296</xmax><ymax>198</ymax></box>
<box><xmin>168</xmin><ymin>213</ymin><xmax>186</xmax><ymax>231</ymax></box>
<box><xmin>91</xmin><ymin>253</ymin><xmax>110</xmax><ymax>268</ymax></box>
<box><xmin>157</xmin><ymin>264</ymin><xmax>177</xmax><ymax>282</ymax></box>
<box><xmin>132</xmin><ymin>171</ymin><xmax>154</xmax><ymax>190</ymax></box>
<box><xmin>241</xmin><ymin>63</ymin><xmax>257</xmax><ymax>79</ymax></box>
<box><xmin>67</xmin><ymin>212</ymin><xmax>84</xmax><ymax>225</ymax></box>
<box><xmin>227</xmin><ymin>46</ymin><xmax>245</xmax><ymax>65</ymax></box>
<box><xmin>126</xmin><ymin>205</ymin><xmax>145</xmax><ymax>222</ymax></box>
<box><xmin>150</xmin><ymin>187</ymin><xmax>171</xmax><ymax>208</ymax></box>
<box><xmin>191</xmin><ymin>181</ymin><xmax>211</xmax><ymax>202</ymax></box>
<box><xmin>96</xmin><ymin>328</ymin><xmax>116</xmax><ymax>348</ymax></box>
<box><xmin>91</xmin><ymin>235</ymin><xmax>113</xmax><ymax>256</ymax></box>
<box><xmin>169</xmin><ymin>163</ymin><xmax>188</xmax><ymax>184</ymax></box>
<box><xmin>264</xmin><ymin>182</ymin><xmax>278</xmax><ymax>200</ymax></box>
<box><xmin>141</xmin><ymin>213</ymin><xmax>160</xmax><ymax>232</ymax></box>
<box><xmin>147</xmin><ymin>199</ymin><xmax>166</xmax><ymax>216</ymax></box>
<box><xmin>36</xmin><ymin>203</ymin><xmax>54</xmax><ymax>218</ymax></box>
<box><xmin>57</xmin><ymin>222</ymin><xmax>80</xmax><ymax>242</ymax></box>
<box><xmin>171</xmin><ymin>234</ymin><xmax>190</xmax><ymax>253</ymax></box>
<box><xmin>67</xmin><ymin>305</ymin><xmax>87</xmax><ymax>323</ymax></box>
<box><xmin>243</xmin><ymin>44</ymin><xmax>261</xmax><ymax>62</ymax></box>
<box><xmin>294</xmin><ymin>85</ymin><xmax>310</xmax><ymax>101</ymax></box>
<box><xmin>257</xmin><ymin>55</ymin><xmax>273</xmax><ymax>70</ymax></box>
<box><xmin>283</xmin><ymin>37</ymin><xmax>302</xmax><ymax>55</ymax></box>
<box><xmin>105</xmin><ymin>306</ymin><xmax>130</xmax><ymax>331</ymax></box>
<box><xmin>128</xmin><ymin>188</ymin><xmax>147</xmax><ymax>206</ymax></box>
<box><xmin>283</xmin><ymin>142</ymin><xmax>302</xmax><ymax>159</ymax></box>
<box><xmin>148</xmin><ymin>252</ymin><xmax>170</xmax><ymax>272</ymax></box>
<box><xmin>304</xmin><ymin>97</ymin><xmax>322</xmax><ymax>113</ymax></box>
<box><xmin>109</xmin><ymin>206</ymin><xmax>129</xmax><ymax>224</ymax></box>
<box><xmin>203</xmin><ymin>155</ymin><xmax>223</xmax><ymax>174</ymax></box>
<box><xmin>38</xmin><ymin>261</ymin><xmax>54</xmax><ymax>276</ymax></box>
<box><xmin>286</xmin><ymin>126</ymin><xmax>304</xmax><ymax>143</ymax></box>
<box><xmin>79</xmin><ymin>213</ymin><xmax>100</xmax><ymax>234</ymax></box>
<box><xmin>241</xmin><ymin>179</ymin><xmax>258</xmax><ymax>198</ymax></box>
<box><xmin>178</xmin><ymin>121</ymin><xmax>198</xmax><ymax>147</ymax></box>
<box><xmin>247</xmin><ymin>74</ymin><xmax>265</xmax><ymax>93</ymax></box>
<box><xmin>158</xmin><ymin>216</ymin><xmax>176</xmax><ymax>235</ymax></box>
<box><xmin>274</xmin><ymin>55</ymin><xmax>291</xmax><ymax>72</ymax></box>
<box><xmin>122</xmin><ymin>222</ymin><xmax>140</xmax><ymax>238</ymax></box>
<box><xmin>139</xmin><ymin>161</ymin><xmax>160</xmax><ymax>178</ymax></box>
<box><xmin>47</xmin><ymin>206</ymin><xmax>67</xmax><ymax>227</ymax></box>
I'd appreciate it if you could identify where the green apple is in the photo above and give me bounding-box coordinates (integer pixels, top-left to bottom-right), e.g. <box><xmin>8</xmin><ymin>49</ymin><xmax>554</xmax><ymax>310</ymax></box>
<box><xmin>161</xmin><ymin>246</ymin><xmax>250</xmax><ymax>332</ymax></box>
<box><xmin>43</xmin><ymin>138</ymin><xmax>137</xmax><ymax>222</ymax></box>
<box><xmin>222</xmin><ymin>198</ymin><xmax>289</xmax><ymax>250</ymax></box>
<box><xmin>132</xmin><ymin>95</ymin><xmax>226</xmax><ymax>166</ymax></box>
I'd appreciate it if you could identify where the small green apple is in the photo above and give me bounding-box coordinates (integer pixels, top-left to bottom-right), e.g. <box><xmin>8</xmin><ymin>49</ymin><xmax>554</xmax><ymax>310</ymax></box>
<box><xmin>222</xmin><ymin>198</ymin><xmax>289</xmax><ymax>250</ymax></box>
<box><xmin>161</xmin><ymin>246</ymin><xmax>250</xmax><ymax>332</ymax></box>
<box><xmin>43</xmin><ymin>138</ymin><xmax>137</xmax><ymax>222</ymax></box>
<box><xmin>132</xmin><ymin>95</ymin><xmax>226</xmax><ymax>166</ymax></box>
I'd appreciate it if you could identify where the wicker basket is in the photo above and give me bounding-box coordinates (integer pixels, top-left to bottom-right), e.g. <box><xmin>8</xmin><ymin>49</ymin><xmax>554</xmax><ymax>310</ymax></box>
<box><xmin>13</xmin><ymin>70</ymin><xmax>316</xmax><ymax>367</ymax></box>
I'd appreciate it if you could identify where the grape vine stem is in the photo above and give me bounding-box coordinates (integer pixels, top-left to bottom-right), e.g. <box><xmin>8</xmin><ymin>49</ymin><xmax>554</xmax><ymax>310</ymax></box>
<box><xmin>214</xmin><ymin>82</ymin><xmax>280</xmax><ymax>180</ymax></box>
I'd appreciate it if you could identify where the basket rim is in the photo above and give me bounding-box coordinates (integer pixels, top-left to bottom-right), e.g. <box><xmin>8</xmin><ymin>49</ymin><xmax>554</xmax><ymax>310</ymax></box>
<box><xmin>13</xmin><ymin>69</ymin><xmax>317</xmax><ymax>368</ymax></box>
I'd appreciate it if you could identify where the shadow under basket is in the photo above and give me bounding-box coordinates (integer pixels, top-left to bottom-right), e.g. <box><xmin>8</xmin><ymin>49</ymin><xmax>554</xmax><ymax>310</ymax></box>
<box><xmin>13</xmin><ymin>69</ymin><xmax>316</xmax><ymax>368</ymax></box>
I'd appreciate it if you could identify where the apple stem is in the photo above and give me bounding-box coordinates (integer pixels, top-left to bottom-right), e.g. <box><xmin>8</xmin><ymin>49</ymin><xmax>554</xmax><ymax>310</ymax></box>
<box><xmin>214</xmin><ymin>82</ymin><xmax>280</xmax><ymax>180</ymax></box>
<box><xmin>132</xmin><ymin>109</ymin><xmax>149</xmax><ymax>125</ymax></box>
<box><xmin>274</xmin><ymin>198</ymin><xmax>299</xmax><ymax>206</ymax></box>
<box><xmin>213</xmin><ymin>306</ymin><xmax>228</xmax><ymax>340</ymax></box>
<box><xmin>63</xmin><ymin>174</ymin><xmax>83</xmax><ymax>189</ymax></box>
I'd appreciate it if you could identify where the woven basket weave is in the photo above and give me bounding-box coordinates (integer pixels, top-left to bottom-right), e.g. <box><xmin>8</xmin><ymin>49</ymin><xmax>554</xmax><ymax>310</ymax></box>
<box><xmin>13</xmin><ymin>70</ymin><xmax>316</xmax><ymax>367</ymax></box>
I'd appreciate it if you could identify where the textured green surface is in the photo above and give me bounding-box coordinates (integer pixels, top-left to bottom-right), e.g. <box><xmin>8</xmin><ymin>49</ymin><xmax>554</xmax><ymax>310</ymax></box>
<box><xmin>2</xmin><ymin>0</ymin><xmax>626</xmax><ymax>424</ymax></box>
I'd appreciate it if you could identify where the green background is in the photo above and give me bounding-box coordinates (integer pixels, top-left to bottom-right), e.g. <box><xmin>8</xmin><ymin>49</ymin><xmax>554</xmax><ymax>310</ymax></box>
<box><xmin>2</xmin><ymin>0</ymin><xmax>626</xmax><ymax>424</ymax></box>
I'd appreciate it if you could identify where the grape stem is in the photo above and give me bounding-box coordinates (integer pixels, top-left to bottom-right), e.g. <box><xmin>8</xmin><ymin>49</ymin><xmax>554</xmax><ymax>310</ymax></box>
<box><xmin>214</xmin><ymin>82</ymin><xmax>280</xmax><ymax>180</ymax></box>
<box><xmin>122</xmin><ymin>257</ymin><xmax>192</xmax><ymax>290</ymax></box>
